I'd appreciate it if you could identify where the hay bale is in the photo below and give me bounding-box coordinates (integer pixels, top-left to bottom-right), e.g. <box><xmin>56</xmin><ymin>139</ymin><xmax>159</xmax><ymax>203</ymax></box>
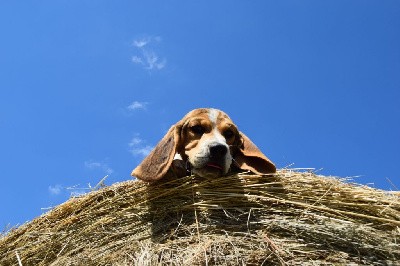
<box><xmin>1</xmin><ymin>170</ymin><xmax>399</xmax><ymax>265</ymax></box>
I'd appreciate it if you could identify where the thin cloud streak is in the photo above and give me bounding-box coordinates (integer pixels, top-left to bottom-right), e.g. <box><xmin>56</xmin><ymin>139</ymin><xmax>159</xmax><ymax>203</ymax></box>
<box><xmin>84</xmin><ymin>161</ymin><xmax>114</xmax><ymax>175</ymax></box>
<box><xmin>131</xmin><ymin>36</ymin><xmax>166</xmax><ymax>71</ymax></box>
<box><xmin>131</xmin><ymin>56</ymin><xmax>143</xmax><ymax>64</ymax></box>
<box><xmin>48</xmin><ymin>185</ymin><xmax>62</xmax><ymax>195</ymax></box>
<box><xmin>127</xmin><ymin>101</ymin><xmax>148</xmax><ymax>111</ymax></box>
<box><xmin>133</xmin><ymin>38</ymin><xmax>150</xmax><ymax>48</ymax></box>
<box><xmin>142</xmin><ymin>51</ymin><xmax>166</xmax><ymax>70</ymax></box>
<box><xmin>129</xmin><ymin>136</ymin><xmax>153</xmax><ymax>157</ymax></box>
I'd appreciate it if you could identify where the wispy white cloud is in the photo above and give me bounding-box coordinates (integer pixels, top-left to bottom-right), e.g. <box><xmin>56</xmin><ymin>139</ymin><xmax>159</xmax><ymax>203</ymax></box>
<box><xmin>131</xmin><ymin>56</ymin><xmax>143</xmax><ymax>64</ymax></box>
<box><xmin>131</xmin><ymin>53</ymin><xmax>166</xmax><ymax>70</ymax></box>
<box><xmin>84</xmin><ymin>160</ymin><xmax>114</xmax><ymax>175</ymax></box>
<box><xmin>84</xmin><ymin>161</ymin><xmax>101</xmax><ymax>169</ymax></box>
<box><xmin>48</xmin><ymin>185</ymin><xmax>62</xmax><ymax>195</ymax></box>
<box><xmin>142</xmin><ymin>51</ymin><xmax>166</xmax><ymax>70</ymax></box>
<box><xmin>133</xmin><ymin>36</ymin><xmax>162</xmax><ymax>48</ymax></box>
<box><xmin>131</xmin><ymin>36</ymin><xmax>166</xmax><ymax>71</ymax></box>
<box><xmin>129</xmin><ymin>135</ymin><xmax>153</xmax><ymax>157</ymax></box>
<box><xmin>133</xmin><ymin>37</ymin><xmax>151</xmax><ymax>48</ymax></box>
<box><xmin>127</xmin><ymin>101</ymin><xmax>148</xmax><ymax>111</ymax></box>
<box><xmin>129</xmin><ymin>136</ymin><xmax>143</xmax><ymax>146</ymax></box>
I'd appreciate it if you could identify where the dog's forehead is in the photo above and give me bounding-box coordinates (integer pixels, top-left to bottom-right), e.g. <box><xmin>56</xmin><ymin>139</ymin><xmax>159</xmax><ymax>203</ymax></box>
<box><xmin>185</xmin><ymin>108</ymin><xmax>232</xmax><ymax>125</ymax></box>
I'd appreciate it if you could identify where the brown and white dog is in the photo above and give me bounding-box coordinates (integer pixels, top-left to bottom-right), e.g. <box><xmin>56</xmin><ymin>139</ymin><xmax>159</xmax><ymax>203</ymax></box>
<box><xmin>131</xmin><ymin>108</ymin><xmax>276</xmax><ymax>182</ymax></box>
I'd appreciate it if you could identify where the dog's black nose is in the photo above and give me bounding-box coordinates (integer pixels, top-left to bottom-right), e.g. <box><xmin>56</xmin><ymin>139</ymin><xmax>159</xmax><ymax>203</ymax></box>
<box><xmin>209</xmin><ymin>144</ymin><xmax>228</xmax><ymax>158</ymax></box>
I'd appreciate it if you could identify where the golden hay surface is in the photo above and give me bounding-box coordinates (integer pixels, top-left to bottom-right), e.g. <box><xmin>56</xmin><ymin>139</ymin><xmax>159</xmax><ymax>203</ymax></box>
<box><xmin>1</xmin><ymin>170</ymin><xmax>399</xmax><ymax>265</ymax></box>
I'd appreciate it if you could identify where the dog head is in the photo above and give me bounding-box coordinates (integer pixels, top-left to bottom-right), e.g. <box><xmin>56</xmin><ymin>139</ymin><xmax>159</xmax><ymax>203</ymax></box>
<box><xmin>131</xmin><ymin>108</ymin><xmax>276</xmax><ymax>182</ymax></box>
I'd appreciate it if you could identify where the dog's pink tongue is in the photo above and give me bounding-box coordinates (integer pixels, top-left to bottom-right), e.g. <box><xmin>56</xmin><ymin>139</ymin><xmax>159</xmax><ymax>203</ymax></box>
<box><xmin>206</xmin><ymin>163</ymin><xmax>223</xmax><ymax>170</ymax></box>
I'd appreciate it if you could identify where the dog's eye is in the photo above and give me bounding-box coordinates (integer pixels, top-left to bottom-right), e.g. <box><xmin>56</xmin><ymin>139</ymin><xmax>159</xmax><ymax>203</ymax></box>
<box><xmin>223</xmin><ymin>130</ymin><xmax>234</xmax><ymax>139</ymax></box>
<box><xmin>190</xmin><ymin>125</ymin><xmax>205</xmax><ymax>135</ymax></box>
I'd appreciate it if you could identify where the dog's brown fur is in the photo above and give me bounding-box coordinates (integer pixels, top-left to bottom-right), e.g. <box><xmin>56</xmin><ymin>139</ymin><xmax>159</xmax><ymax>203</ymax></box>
<box><xmin>132</xmin><ymin>108</ymin><xmax>276</xmax><ymax>182</ymax></box>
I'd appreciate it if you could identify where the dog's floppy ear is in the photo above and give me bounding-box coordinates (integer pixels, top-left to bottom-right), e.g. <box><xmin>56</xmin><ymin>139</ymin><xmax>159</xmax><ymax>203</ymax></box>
<box><xmin>131</xmin><ymin>125</ymin><xmax>181</xmax><ymax>182</ymax></box>
<box><xmin>234</xmin><ymin>132</ymin><xmax>276</xmax><ymax>175</ymax></box>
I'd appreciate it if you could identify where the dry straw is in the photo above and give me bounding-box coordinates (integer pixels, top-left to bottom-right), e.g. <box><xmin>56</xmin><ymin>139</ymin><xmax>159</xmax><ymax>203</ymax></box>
<box><xmin>1</xmin><ymin>170</ymin><xmax>399</xmax><ymax>265</ymax></box>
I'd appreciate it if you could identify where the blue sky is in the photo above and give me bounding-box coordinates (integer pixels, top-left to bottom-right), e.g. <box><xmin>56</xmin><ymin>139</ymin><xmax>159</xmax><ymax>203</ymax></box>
<box><xmin>1</xmin><ymin>1</ymin><xmax>399</xmax><ymax>227</ymax></box>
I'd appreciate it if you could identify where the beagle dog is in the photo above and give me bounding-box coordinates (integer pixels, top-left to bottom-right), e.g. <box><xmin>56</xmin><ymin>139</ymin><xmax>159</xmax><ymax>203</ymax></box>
<box><xmin>131</xmin><ymin>108</ymin><xmax>276</xmax><ymax>182</ymax></box>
